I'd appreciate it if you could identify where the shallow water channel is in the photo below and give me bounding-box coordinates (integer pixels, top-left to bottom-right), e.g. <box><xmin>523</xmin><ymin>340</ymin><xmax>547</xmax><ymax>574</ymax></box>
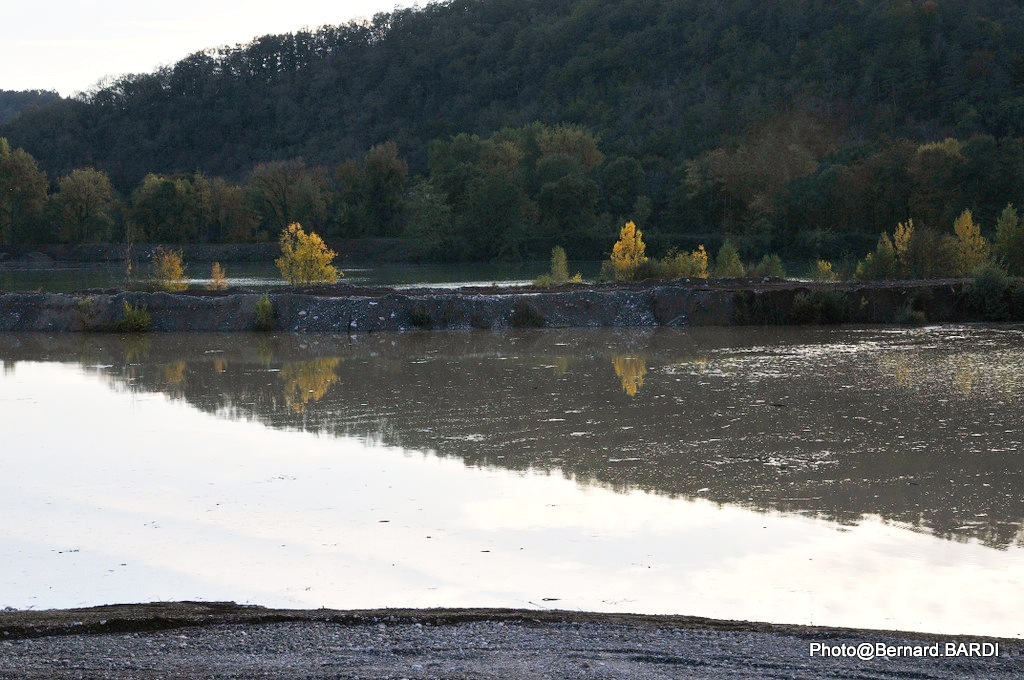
<box><xmin>1</xmin><ymin>325</ymin><xmax>1022</xmax><ymax>637</ymax></box>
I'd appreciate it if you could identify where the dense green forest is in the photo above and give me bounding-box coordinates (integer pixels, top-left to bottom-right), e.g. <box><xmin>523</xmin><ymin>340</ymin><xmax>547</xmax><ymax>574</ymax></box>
<box><xmin>2</xmin><ymin>0</ymin><xmax>1024</xmax><ymax>263</ymax></box>
<box><xmin>0</xmin><ymin>90</ymin><xmax>60</xmax><ymax>126</ymax></box>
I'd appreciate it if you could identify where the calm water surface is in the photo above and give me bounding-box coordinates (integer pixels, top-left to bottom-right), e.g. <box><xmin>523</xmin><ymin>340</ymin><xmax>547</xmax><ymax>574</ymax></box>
<box><xmin>0</xmin><ymin>261</ymin><xmax>601</xmax><ymax>292</ymax></box>
<box><xmin>0</xmin><ymin>325</ymin><xmax>1022</xmax><ymax>637</ymax></box>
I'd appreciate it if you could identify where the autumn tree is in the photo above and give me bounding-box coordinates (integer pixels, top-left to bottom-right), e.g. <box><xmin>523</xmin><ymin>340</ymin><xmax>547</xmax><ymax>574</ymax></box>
<box><xmin>52</xmin><ymin>167</ymin><xmax>118</xmax><ymax>243</ymax></box>
<box><xmin>610</xmin><ymin>221</ymin><xmax>648</xmax><ymax>281</ymax></box>
<box><xmin>951</xmin><ymin>209</ymin><xmax>990</xmax><ymax>275</ymax></box>
<box><xmin>892</xmin><ymin>218</ymin><xmax>914</xmax><ymax>277</ymax></box>
<box><xmin>275</xmin><ymin>222</ymin><xmax>341</xmax><ymax>285</ymax></box>
<box><xmin>151</xmin><ymin>246</ymin><xmax>188</xmax><ymax>292</ymax></box>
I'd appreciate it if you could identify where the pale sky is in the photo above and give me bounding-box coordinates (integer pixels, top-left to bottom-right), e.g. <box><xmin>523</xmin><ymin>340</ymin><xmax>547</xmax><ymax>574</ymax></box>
<box><xmin>1</xmin><ymin>1</ymin><xmax>417</xmax><ymax>97</ymax></box>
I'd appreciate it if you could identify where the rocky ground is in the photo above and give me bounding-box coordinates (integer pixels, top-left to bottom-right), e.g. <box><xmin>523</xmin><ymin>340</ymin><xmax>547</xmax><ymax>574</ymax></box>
<box><xmin>1</xmin><ymin>603</ymin><xmax>1020</xmax><ymax>679</ymax></box>
<box><xmin>0</xmin><ymin>278</ymin><xmax>981</xmax><ymax>333</ymax></box>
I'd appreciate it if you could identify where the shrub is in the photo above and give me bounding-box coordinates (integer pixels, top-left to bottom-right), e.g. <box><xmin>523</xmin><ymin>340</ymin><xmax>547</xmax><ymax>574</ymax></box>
<box><xmin>789</xmin><ymin>290</ymin><xmax>846</xmax><ymax>325</ymax></box>
<box><xmin>151</xmin><ymin>246</ymin><xmax>188</xmax><ymax>292</ymax></box>
<box><xmin>275</xmin><ymin>222</ymin><xmax>341</xmax><ymax>285</ymax></box>
<box><xmin>74</xmin><ymin>296</ymin><xmax>97</xmax><ymax>330</ymax></box>
<box><xmin>255</xmin><ymin>294</ymin><xmax>276</xmax><ymax>331</ymax></box>
<box><xmin>509</xmin><ymin>301</ymin><xmax>545</xmax><ymax>327</ymax></box>
<box><xmin>409</xmin><ymin>305</ymin><xmax>432</xmax><ymax>328</ymax></box>
<box><xmin>750</xmin><ymin>254</ymin><xmax>786</xmax><ymax>278</ymax></box>
<box><xmin>114</xmin><ymin>300</ymin><xmax>151</xmax><ymax>332</ymax></box>
<box><xmin>713</xmin><ymin>241</ymin><xmax>745</xmax><ymax>277</ymax></box>
<box><xmin>965</xmin><ymin>263</ymin><xmax>1010</xmax><ymax>320</ymax></box>
<box><xmin>535</xmin><ymin>246</ymin><xmax>584</xmax><ymax>285</ymax></box>
<box><xmin>658</xmin><ymin>245</ymin><xmax>708</xmax><ymax>278</ymax></box>
<box><xmin>207</xmin><ymin>261</ymin><xmax>228</xmax><ymax>290</ymax></box>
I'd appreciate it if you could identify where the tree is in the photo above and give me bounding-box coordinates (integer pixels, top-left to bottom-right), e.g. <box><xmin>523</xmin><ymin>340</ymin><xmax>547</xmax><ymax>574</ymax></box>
<box><xmin>151</xmin><ymin>246</ymin><xmax>188</xmax><ymax>292</ymax></box>
<box><xmin>361</xmin><ymin>141</ymin><xmax>408</xmax><ymax>236</ymax></box>
<box><xmin>854</xmin><ymin>232</ymin><xmax>898</xmax><ymax>280</ymax></box>
<box><xmin>52</xmin><ymin>167</ymin><xmax>117</xmax><ymax>243</ymax></box>
<box><xmin>248</xmin><ymin>160</ymin><xmax>331</xmax><ymax>234</ymax></box>
<box><xmin>713</xmin><ymin>241</ymin><xmax>745</xmax><ymax>277</ymax></box>
<box><xmin>0</xmin><ymin>138</ymin><xmax>48</xmax><ymax>244</ymax></box>
<box><xmin>610</xmin><ymin>220</ymin><xmax>647</xmax><ymax>281</ymax></box>
<box><xmin>402</xmin><ymin>180</ymin><xmax>455</xmax><ymax>259</ymax></box>
<box><xmin>208</xmin><ymin>262</ymin><xmax>228</xmax><ymax>290</ymax></box>
<box><xmin>275</xmin><ymin>222</ymin><xmax>341</xmax><ymax>285</ymax></box>
<box><xmin>951</xmin><ymin>209</ymin><xmax>990</xmax><ymax>275</ymax></box>
<box><xmin>893</xmin><ymin>218</ymin><xmax>914</xmax><ymax>277</ymax></box>
<box><xmin>994</xmin><ymin>204</ymin><xmax>1024</xmax><ymax>275</ymax></box>
<box><xmin>129</xmin><ymin>174</ymin><xmax>201</xmax><ymax>242</ymax></box>
<box><xmin>199</xmin><ymin>176</ymin><xmax>261</xmax><ymax>243</ymax></box>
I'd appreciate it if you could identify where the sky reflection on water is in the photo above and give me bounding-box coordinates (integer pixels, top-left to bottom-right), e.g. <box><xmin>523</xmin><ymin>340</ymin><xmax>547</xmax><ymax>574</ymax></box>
<box><xmin>1</xmin><ymin>326</ymin><xmax>1022</xmax><ymax>637</ymax></box>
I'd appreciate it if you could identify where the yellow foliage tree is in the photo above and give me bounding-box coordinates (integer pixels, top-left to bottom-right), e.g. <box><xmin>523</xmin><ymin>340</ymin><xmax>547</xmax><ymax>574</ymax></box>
<box><xmin>151</xmin><ymin>246</ymin><xmax>188</xmax><ymax>292</ymax></box>
<box><xmin>275</xmin><ymin>222</ymin><xmax>341</xmax><ymax>285</ymax></box>
<box><xmin>207</xmin><ymin>261</ymin><xmax>228</xmax><ymax>290</ymax></box>
<box><xmin>893</xmin><ymin>219</ymin><xmax>914</xmax><ymax>277</ymax></box>
<box><xmin>952</xmin><ymin>209</ymin><xmax>990</xmax><ymax>275</ymax></box>
<box><xmin>610</xmin><ymin>221</ymin><xmax>648</xmax><ymax>281</ymax></box>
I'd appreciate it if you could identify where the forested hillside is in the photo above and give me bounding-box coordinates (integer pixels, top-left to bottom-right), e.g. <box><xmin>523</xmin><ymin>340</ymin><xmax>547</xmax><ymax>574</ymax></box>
<box><xmin>0</xmin><ymin>90</ymin><xmax>61</xmax><ymax>126</ymax></box>
<box><xmin>3</xmin><ymin>0</ymin><xmax>1024</xmax><ymax>261</ymax></box>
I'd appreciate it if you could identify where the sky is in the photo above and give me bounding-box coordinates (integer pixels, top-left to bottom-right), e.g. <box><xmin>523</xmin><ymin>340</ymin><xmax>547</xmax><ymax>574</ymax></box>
<box><xmin>1</xmin><ymin>1</ymin><xmax>416</xmax><ymax>97</ymax></box>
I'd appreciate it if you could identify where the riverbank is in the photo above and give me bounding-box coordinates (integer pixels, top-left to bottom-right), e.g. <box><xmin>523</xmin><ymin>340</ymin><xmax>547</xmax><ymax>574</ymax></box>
<box><xmin>0</xmin><ymin>603</ymin><xmax>1019</xmax><ymax>679</ymax></box>
<box><xmin>0</xmin><ymin>278</ymin><xmax>1008</xmax><ymax>333</ymax></box>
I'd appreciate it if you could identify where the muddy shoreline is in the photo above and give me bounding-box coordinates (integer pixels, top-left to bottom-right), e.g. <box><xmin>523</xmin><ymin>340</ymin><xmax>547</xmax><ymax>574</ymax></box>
<box><xmin>0</xmin><ymin>278</ymin><xmax>997</xmax><ymax>333</ymax></box>
<box><xmin>2</xmin><ymin>603</ymin><xmax>1020</xmax><ymax>679</ymax></box>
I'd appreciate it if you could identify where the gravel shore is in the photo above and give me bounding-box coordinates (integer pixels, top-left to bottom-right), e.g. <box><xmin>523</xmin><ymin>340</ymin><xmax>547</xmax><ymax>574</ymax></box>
<box><xmin>1</xmin><ymin>603</ymin><xmax>1020</xmax><ymax>679</ymax></box>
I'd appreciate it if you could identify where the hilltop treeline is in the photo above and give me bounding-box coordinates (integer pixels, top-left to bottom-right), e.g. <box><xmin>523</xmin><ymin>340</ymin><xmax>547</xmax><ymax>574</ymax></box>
<box><xmin>0</xmin><ymin>90</ymin><xmax>60</xmax><ymax>126</ymax></box>
<box><xmin>2</xmin><ymin>0</ymin><xmax>1024</xmax><ymax>260</ymax></box>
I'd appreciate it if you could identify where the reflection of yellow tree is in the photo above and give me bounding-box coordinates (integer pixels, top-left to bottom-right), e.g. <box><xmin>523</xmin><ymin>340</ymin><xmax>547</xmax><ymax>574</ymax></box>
<box><xmin>120</xmin><ymin>335</ymin><xmax>152</xmax><ymax>364</ymax></box>
<box><xmin>953</xmin><ymin>357</ymin><xmax>978</xmax><ymax>397</ymax></box>
<box><xmin>257</xmin><ymin>339</ymin><xmax>274</xmax><ymax>367</ymax></box>
<box><xmin>280</xmin><ymin>358</ymin><xmax>341</xmax><ymax>412</ymax></box>
<box><xmin>612</xmin><ymin>356</ymin><xmax>647</xmax><ymax>397</ymax></box>
<box><xmin>163</xmin><ymin>361</ymin><xmax>187</xmax><ymax>387</ymax></box>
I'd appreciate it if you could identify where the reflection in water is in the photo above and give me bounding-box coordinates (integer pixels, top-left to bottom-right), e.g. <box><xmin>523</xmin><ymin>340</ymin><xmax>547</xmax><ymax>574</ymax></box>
<box><xmin>1</xmin><ymin>326</ymin><xmax>1023</xmax><ymax>552</ymax></box>
<box><xmin>3</xmin><ymin>326</ymin><xmax>1024</xmax><ymax>635</ymax></box>
<box><xmin>612</xmin><ymin>355</ymin><xmax>646</xmax><ymax>396</ymax></box>
<box><xmin>280</xmin><ymin>358</ymin><xmax>342</xmax><ymax>412</ymax></box>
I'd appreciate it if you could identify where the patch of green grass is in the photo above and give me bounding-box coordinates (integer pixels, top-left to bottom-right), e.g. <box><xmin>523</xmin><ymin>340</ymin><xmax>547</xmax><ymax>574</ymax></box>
<box><xmin>113</xmin><ymin>301</ymin><xmax>151</xmax><ymax>332</ymax></box>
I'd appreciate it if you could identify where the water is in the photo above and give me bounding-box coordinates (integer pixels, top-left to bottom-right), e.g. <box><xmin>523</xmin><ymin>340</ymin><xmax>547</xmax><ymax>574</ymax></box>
<box><xmin>0</xmin><ymin>261</ymin><xmax>602</xmax><ymax>292</ymax></box>
<box><xmin>1</xmin><ymin>325</ymin><xmax>1022</xmax><ymax>637</ymax></box>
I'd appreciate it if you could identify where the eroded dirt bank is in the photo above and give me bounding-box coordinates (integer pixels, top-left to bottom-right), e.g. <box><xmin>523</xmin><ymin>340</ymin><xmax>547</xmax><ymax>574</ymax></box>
<box><xmin>0</xmin><ymin>603</ymin><xmax>1020</xmax><ymax>679</ymax></box>
<box><xmin>0</xmin><ymin>279</ymin><xmax>998</xmax><ymax>333</ymax></box>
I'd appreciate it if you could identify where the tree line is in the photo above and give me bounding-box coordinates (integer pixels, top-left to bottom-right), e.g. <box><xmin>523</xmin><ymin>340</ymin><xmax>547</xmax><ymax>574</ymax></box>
<box><xmin>4</xmin><ymin>123</ymin><xmax>1024</xmax><ymax>269</ymax></box>
<box><xmin>1</xmin><ymin>0</ymin><xmax>1024</xmax><ymax>260</ymax></box>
